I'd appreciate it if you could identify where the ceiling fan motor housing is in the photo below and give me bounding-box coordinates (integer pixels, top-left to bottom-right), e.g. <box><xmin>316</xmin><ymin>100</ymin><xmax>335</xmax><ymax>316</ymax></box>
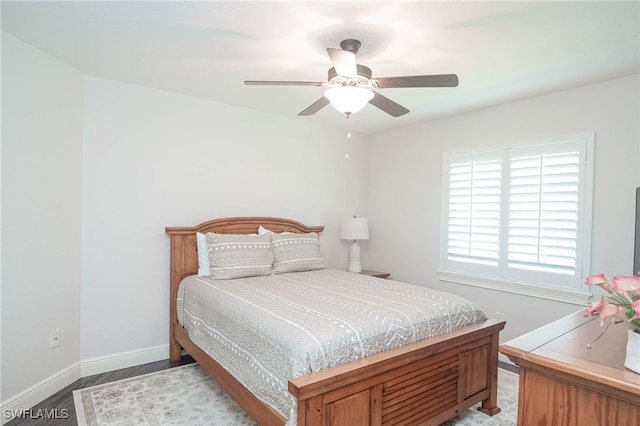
<box><xmin>328</xmin><ymin>64</ymin><xmax>372</xmax><ymax>86</ymax></box>
<box><xmin>339</xmin><ymin>39</ymin><xmax>362</xmax><ymax>54</ymax></box>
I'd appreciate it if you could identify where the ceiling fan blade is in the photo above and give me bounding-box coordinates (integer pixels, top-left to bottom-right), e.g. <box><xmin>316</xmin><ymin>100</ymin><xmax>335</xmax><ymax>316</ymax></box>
<box><xmin>298</xmin><ymin>97</ymin><xmax>330</xmax><ymax>116</ymax></box>
<box><xmin>326</xmin><ymin>48</ymin><xmax>357</xmax><ymax>78</ymax></box>
<box><xmin>374</xmin><ymin>74</ymin><xmax>459</xmax><ymax>88</ymax></box>
<box><xmin>244</xmin><ymin>80</ymin><xmax>324</xmax><ymax>87</ymax></box>
<box><xmin>368</xmin><ymin>92</ymin><xmax>410</xmax><ymax>117</ymax></box>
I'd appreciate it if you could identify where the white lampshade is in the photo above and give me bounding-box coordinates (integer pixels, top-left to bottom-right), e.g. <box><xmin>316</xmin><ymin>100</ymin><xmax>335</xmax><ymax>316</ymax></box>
<box><xmin>324</xmin><ymin>87</ymin><xmax>374</xmax><ymax>115</ymax></box>
<box><xmin>341</xmin><ymin>217</ymin><xmax>369</xmax><ymax>273</ymax></box>
<box><xmin>340</xmin><ymin>217</ymin><xmax>369</xmax><ymax>241</ymax></box>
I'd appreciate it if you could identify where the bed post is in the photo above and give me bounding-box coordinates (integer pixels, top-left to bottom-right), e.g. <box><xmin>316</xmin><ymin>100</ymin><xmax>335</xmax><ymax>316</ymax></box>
<box><xmin>478</xmin><ymin>329</ymin><xmax>501</xmax><ymax>415</ymax></box>
<box><xmin>168</xmin><ymin>232</ymin><xmax>184</xmax><ymax>362</ymax></box>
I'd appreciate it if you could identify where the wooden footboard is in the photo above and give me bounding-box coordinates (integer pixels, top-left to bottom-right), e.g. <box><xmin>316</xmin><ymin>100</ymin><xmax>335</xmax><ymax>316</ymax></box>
<box><xmin>173</xmin><ymin>316</ymin><xmax>504</xmax><ymax>426</ymax></box>
<box><xmin>289</xmin><ymin>319</ymin><xmax>504</xmax><ymax>426</ymax></box>
<box><xmin>167</xmin><ymin>217</ymin><xmax>505</xmax><ymax>426</ymax></box>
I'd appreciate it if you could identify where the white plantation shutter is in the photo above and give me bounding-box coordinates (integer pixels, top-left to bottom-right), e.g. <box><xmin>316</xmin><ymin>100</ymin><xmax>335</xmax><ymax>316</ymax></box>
<box><xmin>442</xmin><ymin>137</ymin><xmax>593</xmax><ymax>292</ymax></box>
<box><xmin>507</xmin><ymin>149</ymin><xmax>579</xmax><ymax>275</ymax></box>
<box><xmin>447</xmin><ymin>155</ymin><xmax>502</xmax><ymax>267</ymax></box>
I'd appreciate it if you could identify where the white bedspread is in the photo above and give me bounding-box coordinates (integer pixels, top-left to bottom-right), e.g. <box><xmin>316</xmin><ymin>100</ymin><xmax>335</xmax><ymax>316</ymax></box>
<box><xmin>177</xmin><ymin>268</ymin><xmax>487</xmax><ymax>425</ymax></box>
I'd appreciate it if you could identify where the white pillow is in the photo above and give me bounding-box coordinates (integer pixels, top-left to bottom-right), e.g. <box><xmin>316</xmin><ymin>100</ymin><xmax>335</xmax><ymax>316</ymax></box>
<box><xmin>196</xmin><ymin>232</ymin><xmax>211</xmax><ymax>276</ymax></box>
<box><xmin>258</xmin><ymin>225</ymin><xmax>293</xmax><ymax>235</ymax></box>
<box><xmin>258</xmin><ymin>225</ymin><xmax>274</xmax><ymax>235</ymax></box>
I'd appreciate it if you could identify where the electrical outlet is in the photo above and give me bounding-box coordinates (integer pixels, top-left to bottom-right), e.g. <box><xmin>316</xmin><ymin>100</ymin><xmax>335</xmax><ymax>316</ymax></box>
<box><xmin>50</xmin><ymin>329</ymin><xmax>60</xmax><ymax>349</ymax></box>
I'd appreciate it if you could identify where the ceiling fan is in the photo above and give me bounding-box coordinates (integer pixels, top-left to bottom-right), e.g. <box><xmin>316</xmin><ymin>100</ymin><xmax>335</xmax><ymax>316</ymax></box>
<box><xmin>244</xmin><ymin>38</ymin><xmax>459</xmax><ymax>118</ymax></box>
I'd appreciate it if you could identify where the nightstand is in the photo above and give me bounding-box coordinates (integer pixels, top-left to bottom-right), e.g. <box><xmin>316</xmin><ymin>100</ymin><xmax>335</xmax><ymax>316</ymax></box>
<box><xmin>360</xmin><ymin>270</ymin><xmax>390</xmax><ymax>279</ymax></box>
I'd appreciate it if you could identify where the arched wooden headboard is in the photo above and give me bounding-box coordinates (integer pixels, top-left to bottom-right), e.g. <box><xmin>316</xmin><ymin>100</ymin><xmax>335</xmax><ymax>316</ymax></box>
<box><xmin>165</xmin><ymin>217</ymin><xmax>324</xmax><ymax>361</ymax></box>
<box><xmin>165</xmin><ymin>216</ymin><xmax>324</xmax><ymax>279</ymax></box>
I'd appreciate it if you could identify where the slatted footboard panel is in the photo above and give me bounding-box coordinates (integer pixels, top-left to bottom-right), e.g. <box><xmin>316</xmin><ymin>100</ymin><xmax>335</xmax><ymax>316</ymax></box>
<box><xmin>290</xmin><ymin>323</ymin><xmax>502</xmax><ymax>426</ymax></box>
<box><xmin>382</xmin><ymin>355</ymin><xmax>459</xmax><ymax>425</ymax></box>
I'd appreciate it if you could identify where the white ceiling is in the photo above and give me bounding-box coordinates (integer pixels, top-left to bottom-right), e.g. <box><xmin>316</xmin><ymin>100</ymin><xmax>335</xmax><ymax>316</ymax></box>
<box><xmin>2</xmin><ymin>1</ymin><xmax>639</xmax><ymax>134</ymax></box>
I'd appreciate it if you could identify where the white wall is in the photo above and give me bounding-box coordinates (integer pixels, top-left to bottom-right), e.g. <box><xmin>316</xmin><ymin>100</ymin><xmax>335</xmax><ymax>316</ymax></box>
<box><xmin>80</xmin><ymin>77</ymin><xmax>369</xmax><ymax>362</ymax></box>
<box><xmin>1</xmin><ymin>35</ymin><xmax>369</xmax><ymax>408</ymax></box>
<box><xmin>367</xmin><ymin>74</ymin><xmax>640</xmax><ymax>347</ymax></box>
<box><xmin>1</xmin><ymin>33</ymin><xmax>83</xmax><ymax>400</ymax></box>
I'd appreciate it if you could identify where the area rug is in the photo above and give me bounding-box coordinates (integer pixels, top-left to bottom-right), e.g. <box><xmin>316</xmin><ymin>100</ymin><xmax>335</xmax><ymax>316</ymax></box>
<box><xmin>74</xmin><ymin>363</ymin><xmax>518</xmax><ymax>426</ymax></box>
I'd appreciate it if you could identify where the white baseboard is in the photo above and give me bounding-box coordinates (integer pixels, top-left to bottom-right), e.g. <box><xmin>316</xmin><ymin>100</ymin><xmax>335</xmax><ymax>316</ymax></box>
<box><xmin>80</xmin><ymin>344</ymin><xmax>169</xmax><ymax>377</ymax></box>
<box><xmin>1</xmin><ymin>362</ymin><xmax>80</xmax><ymax>425</ymax></box>
<box><xmin>1</xmin><ymin>344</ymin><xmax>170</xmax><ymax>425</ymax></box>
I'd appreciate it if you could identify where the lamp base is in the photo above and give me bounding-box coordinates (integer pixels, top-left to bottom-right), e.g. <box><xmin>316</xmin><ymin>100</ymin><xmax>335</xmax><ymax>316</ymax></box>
<box><xmin>347</xmin><ymin>241</ymin><xmax>362</xmax><ymax>273</ymax></box>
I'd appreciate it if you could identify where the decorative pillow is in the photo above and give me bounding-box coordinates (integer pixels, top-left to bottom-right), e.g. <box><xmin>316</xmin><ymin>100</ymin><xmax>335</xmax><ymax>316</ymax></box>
<box><xmin>196</xmin><ymin>232</ymin><xmax>211</xmax><ymax>277</ymax></box>
<box><xmin>270</xmin><ymin>232</ymin><xmax>325</xmax><ymax>274</ymax></box>
<box><xmin>205</xmin><ymin>233</ymin><xmax>274</xmax><ymax>279</ymax></box>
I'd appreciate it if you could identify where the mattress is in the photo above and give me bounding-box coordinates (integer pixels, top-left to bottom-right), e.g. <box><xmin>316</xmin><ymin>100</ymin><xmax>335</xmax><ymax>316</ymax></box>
<box><xmin>177</xmin><ymin>268</ymin><xmax>487</xmax><ymax>425</ymax></box>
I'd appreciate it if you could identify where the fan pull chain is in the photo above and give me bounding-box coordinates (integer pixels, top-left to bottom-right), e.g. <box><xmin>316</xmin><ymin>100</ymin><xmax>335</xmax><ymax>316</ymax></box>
<box><xmin>345</xmin><ymin>113</ymin><xmax>351</xmax><ymax>159</ymax></box>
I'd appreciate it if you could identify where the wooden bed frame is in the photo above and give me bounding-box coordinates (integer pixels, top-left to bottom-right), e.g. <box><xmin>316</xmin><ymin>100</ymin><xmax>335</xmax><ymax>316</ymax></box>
<box><xmin>166</xmin><ymin>217</ymin><xmax>506</xmax><ymax>426</ymax></box>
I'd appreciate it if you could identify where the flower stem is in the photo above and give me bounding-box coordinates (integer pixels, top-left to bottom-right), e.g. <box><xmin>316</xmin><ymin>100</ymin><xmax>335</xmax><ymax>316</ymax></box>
<box><xmin>586</xmin><ymin>321</ymin><xmax>613</xmax><ymax>349</ymax></box>
<box><xmin>611</xmin><ymin>291</ymin><xmax>632</xmax><ymax>305</ymax></box>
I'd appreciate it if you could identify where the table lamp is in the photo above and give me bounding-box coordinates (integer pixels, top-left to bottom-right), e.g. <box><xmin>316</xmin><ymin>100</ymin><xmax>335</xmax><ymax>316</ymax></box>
<box><xmin>340</xmin><ymin>216</ymin><xmax>369</xmax><ymax>273</ymax></box>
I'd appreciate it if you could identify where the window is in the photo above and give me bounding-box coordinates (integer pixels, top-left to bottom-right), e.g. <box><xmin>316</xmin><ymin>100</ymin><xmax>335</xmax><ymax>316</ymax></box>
<box><xmin>440</xmin><ymin>135</ymin><xmax>594</xmax><ymax>304</ymax></box>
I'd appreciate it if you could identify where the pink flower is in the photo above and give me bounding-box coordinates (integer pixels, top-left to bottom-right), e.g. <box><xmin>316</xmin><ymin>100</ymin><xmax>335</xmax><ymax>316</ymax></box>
<box><xmin>598</xmin><ymin>304</ymin><xmax>626</xmax><ymax>325</ymax></box>
<box><xmin>585</xmin><ymin>273</ymin><xmax>613</xmax><ymax>292</ymax></box>
<box><xmin>585</xmin><ymin>295</ymin><xmax>606</xmax><ymax>317</ymax></box>
<box><xmin>630</xmin><ymin>300</ymin><xmax>640</xmax><ymax>321</ymax></box>
<box><xmin>612</xmin><ymin>275</ymin><xmax>640</xmax><ymax>298</ymax></box>
<box><xmin>584</xmin><ymin>272</ymin><xmax>640</xmax><ymax>348</ymax></box>
<box><xmin>585</xmin><ymin>273</ymin><xmax>608</xmax><ymax>286</ymax></box>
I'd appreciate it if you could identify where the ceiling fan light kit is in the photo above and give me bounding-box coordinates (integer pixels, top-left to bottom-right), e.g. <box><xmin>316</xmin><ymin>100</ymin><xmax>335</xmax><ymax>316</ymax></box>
<box><xmin>244</xmin><ymin>38</ymin><xmax>458</xmax><ymax>118</ymax></box>
<box><xmin>324</xmin><ymin>86</ymin><xmax>374</xmax><ymax>115</ymax></box>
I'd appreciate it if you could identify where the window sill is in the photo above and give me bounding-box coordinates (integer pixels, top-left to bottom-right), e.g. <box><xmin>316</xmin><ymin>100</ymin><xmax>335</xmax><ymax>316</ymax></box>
<box><xmin>437</xmin><ymin>270</ymin><xmax>593</xmax><ymax>306</ymax></box>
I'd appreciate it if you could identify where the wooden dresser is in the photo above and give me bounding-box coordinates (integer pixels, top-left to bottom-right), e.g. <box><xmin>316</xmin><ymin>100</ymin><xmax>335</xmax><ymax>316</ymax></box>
<box><xmin>500</xmin><ymin>311</ymin><xmax>640</xmax><ymax>426</ymax></box>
